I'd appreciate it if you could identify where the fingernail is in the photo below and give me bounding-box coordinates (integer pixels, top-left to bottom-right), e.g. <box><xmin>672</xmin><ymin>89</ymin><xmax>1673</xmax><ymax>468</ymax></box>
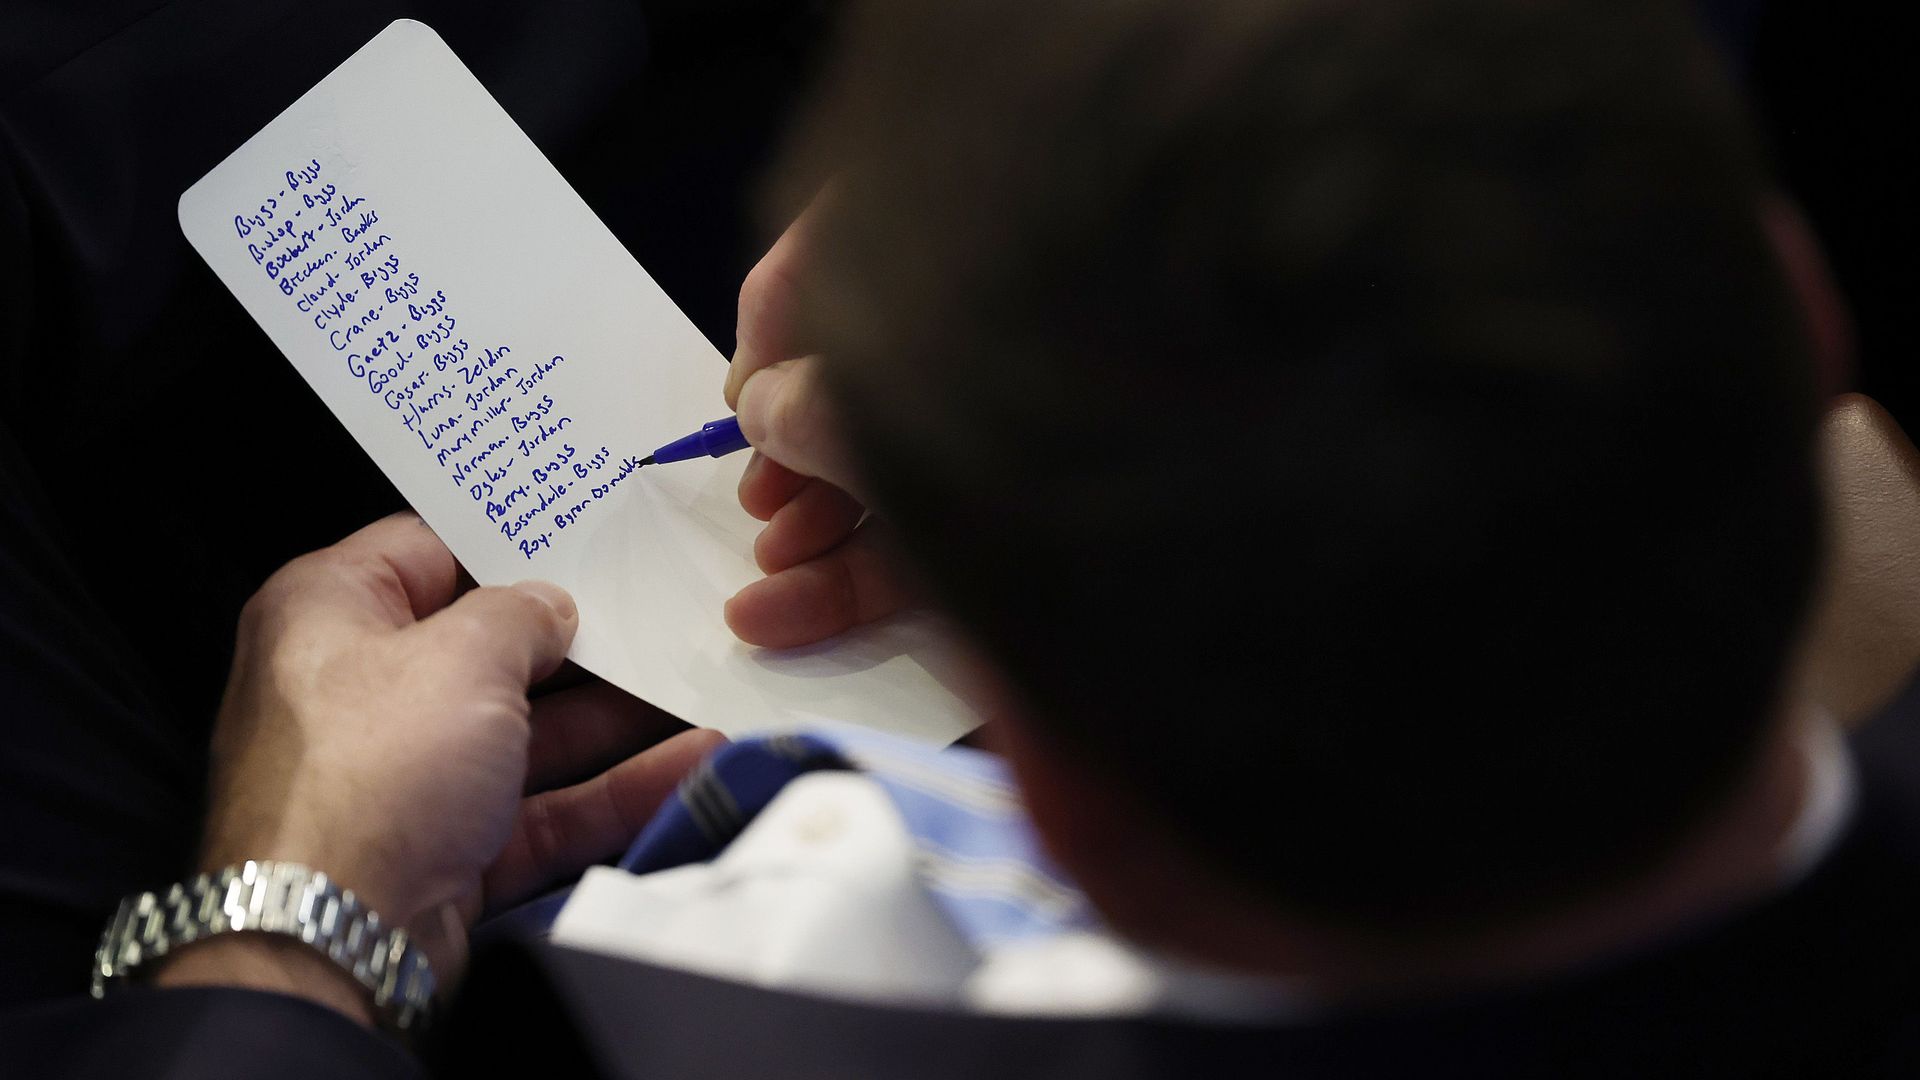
<box><xmin>512</xmin><ymin>580</ymin><xmax>577</xmax><ymax>622</ymax></box>
<box><xmin>724</xmin><ymin>355</ymin><xmax>747</xmax><ymax>407</ymax></box>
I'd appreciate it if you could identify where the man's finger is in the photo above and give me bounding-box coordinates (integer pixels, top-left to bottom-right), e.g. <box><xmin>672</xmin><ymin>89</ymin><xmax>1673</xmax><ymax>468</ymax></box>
<box><xmin>754</xmin><ymin>480</ymin><xmax>865</xmax><ymax>573</ymax></box>
<box><xmin>411</xmin><ymin>580</ymin><xmax>578</xmax><ymax>688</ymax></box>
<box><xmin>483</xmin><ymin>729</ymin><xmax>727</xmax><ymax>911</ymax></box>
<box><xmin>252</xmin><ymin>513</ymin><xmax>462</xmax><ymax>631</ymax></box>
<box><xmin>734</xmin><ymin>356</ymin><xmax>862</xmax><ymax>498</ymax></box>
<box><xmin>724</xmin><ymin>524</ymin><xmax>919</xmax><ymax>648</ymax></box>
<box><xmin>726</xmin><ymin>211</ymin><xmax>815</xmax><ymax>409</ymax></box>
<box><xmin>329</xmin><ymin>513</ymin><xmax>465</xmax><ymax>620</ymax></box>
<box><xmin>738</xmin><ymin>451</ymin><xmax>811</xmax><ymax>522</ymax></box>
<box><xmin>526</xmin><ymin>681</ymin><xmax>690</xmax><ymax>793</ymax></box>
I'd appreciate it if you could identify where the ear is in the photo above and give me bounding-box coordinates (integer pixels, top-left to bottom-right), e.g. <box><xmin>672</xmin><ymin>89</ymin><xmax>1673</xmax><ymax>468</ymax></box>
<box><xmin>1760</xmin><ymin>193</ymin><xmax>1853</xmax><ymax>399</ymax></box>
<box><xmin>991</xmin><ymin>712</ymin><xmax>1206</xmax><ymax>945</ymax></box>
<box><xmin>948</xmin><ymin>647</ymin><xmax>1220</xmax><ymax>939</ymax></box>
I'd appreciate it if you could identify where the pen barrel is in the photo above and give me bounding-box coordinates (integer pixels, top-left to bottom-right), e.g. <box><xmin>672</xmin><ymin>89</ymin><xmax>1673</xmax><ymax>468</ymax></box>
<box><xmin>698</xmin><ymin>417</ymin><xmax>751</xmax><ymax>458</ymax></box>
<box><xmin>650</xmin><ymin>415</ymin><xmax>751</xmax><ymax>465</ymax></box>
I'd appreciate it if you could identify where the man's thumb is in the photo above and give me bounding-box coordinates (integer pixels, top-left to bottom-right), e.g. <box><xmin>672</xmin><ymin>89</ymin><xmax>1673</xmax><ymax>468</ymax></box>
<box><xmin>734</xmin><ymin>357</ymin><xmax>862</xmax><ymax>499</ymax></box>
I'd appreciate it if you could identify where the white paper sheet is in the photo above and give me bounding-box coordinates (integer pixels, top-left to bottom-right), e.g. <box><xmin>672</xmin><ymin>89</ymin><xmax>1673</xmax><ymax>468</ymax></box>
<box><xmin>177</xmin><ymin>19</ymin><xmax>979</xmax><ymax>743</ymax></box>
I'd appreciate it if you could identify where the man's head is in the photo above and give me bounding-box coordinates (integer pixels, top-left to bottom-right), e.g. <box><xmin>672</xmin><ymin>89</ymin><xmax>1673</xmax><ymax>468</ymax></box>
<box><xmin>775</xmin><ymin>0</ymin><xmax>1821</xmax><ymax>942</ymax></box>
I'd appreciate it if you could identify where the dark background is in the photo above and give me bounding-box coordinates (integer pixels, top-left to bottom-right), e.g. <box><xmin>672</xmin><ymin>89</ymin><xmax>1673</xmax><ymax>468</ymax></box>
<box><xmin>1749</xmin><ymin>6</ymin><xmax>1913</xmax><ymax>421</ymax></box>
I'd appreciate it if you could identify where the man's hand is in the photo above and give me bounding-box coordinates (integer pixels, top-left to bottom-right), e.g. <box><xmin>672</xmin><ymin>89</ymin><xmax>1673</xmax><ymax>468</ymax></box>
<box><xmin>723</xmin><ymin>214</ymin><xmax>921</xmax><ymax>647</ymax></box>
<box><xmin>156</xmin><ymin>514</ymin><xmax>723</xmax><ymax>1023</ymax></box>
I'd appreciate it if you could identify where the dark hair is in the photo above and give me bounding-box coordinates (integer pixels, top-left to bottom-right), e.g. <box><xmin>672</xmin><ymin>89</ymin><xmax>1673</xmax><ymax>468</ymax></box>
<box><xmin>776</xmin><ymin>0</ymin><xmax>1821</xmax><ymax>936</ymax></box>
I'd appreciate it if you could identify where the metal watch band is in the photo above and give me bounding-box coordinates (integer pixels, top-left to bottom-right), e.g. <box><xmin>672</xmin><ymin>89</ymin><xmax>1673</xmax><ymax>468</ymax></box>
<box><xmin>91</xmin><ymin>860</ymin><xmax>436</xmax><ymax>1031</ymax></box>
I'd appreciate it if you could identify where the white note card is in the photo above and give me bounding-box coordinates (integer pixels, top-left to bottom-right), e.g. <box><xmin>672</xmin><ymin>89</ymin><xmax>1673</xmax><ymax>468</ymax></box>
<box><xmin>179</xmin><ymin>20</ymin><xmax>979</xmax><ymax>743</ymax></box>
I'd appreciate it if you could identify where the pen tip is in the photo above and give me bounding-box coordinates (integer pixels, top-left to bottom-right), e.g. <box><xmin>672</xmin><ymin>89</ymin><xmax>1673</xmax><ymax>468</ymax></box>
<box><xmin>637</xmin><ymin>455</ymin><xmax>655</xmax><ymax>468</ymax></box>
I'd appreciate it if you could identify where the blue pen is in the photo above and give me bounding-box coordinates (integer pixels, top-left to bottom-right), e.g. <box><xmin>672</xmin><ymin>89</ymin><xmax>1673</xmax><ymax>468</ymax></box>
<box><xmin>639</xmin><ymin>415</ymin><xmax>751</xmax><ymax>468</ymax></box>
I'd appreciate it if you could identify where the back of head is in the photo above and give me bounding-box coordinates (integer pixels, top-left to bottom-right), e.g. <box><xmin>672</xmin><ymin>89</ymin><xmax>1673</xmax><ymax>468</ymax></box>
<box><xmin>777</xmin><ymin>0</ymin><xmax>1821</xmax><ymax>937</ymax></box>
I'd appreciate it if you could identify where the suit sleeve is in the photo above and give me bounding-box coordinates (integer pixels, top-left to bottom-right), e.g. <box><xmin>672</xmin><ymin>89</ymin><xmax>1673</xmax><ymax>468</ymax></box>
<box><xmin>0</xmin><ymin>988</ymin><xmax>421</xmax><ymax>1079</ymax></box>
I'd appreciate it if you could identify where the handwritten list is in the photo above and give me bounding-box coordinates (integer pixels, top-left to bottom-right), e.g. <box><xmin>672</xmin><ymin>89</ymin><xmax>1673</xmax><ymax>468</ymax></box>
<box><xmin>232</xmin><ymin>154</ymin><xmax>648</xmax><ymax>563</ymax></box>
<box><xmin>178</xmin><ymin>20</ymin><xmax>979</xmax><ymax>744</ymax></box>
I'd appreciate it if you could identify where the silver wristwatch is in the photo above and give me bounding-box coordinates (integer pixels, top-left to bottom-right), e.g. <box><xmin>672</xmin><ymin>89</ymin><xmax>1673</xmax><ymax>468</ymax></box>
<box><xmin>91</xmin><ymin>860</ymin><xmax>436</xmax><ymax>1031</ymax></box>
